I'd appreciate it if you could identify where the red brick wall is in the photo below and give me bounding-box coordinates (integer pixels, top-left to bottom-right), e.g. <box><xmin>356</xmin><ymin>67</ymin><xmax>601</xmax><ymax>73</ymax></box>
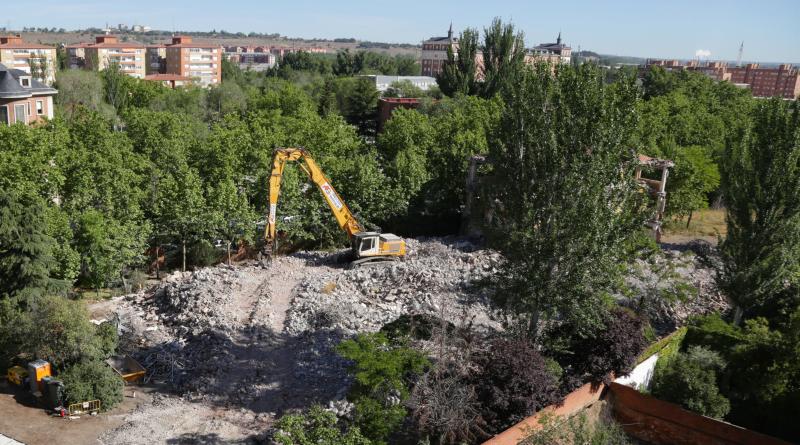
<box><xmin>609</xmin><ymin>383</ymin><xmax>792</xmax><ymax>445</ymax></box>
<box><xmin>0</xmin><ymin>96</ymin><xmax>51</xmax><ymax>125</ymax></box>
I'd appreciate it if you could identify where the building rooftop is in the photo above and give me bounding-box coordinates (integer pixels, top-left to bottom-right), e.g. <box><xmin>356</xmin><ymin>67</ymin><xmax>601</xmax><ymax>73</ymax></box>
<box><xmin>67</xmin><ymin>35</ymin><xmax>145</xmax><ymax>49</ymax></box>
<box><xmin>0</xmin><ymin>63</ymin><xmax>57</xmax><ymax>99</ymax></box>
<box><xmin>0</xmin><ymin>35</ymin><xmax>53</xmax><ymax>49</ymax></box>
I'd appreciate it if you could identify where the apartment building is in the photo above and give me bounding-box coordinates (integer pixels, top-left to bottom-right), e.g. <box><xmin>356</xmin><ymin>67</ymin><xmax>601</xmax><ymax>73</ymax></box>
<box><xmin>67</xmin><ymin>35</ymin><xmax>146</xmax><ymax>78</ymax></box>
<box><xmin>165</xmin><ymin>36</ymin><xmax>222</xmax><ymax>87</ymax></box>
<box><xmin>144</xmin><ymin>73</ymin><xmax>194</xmax><ymax>88</ymax></box>
<box><xmin>0</xmin><ymin>35</ymin><xmax>57</xmax><ymax>85</ymax></box>
<box><xmin>0</xmin><ymin>63</ymin><xmax>57</xmax><ymax>125</ymax></box>
<box><xmin>645</xmin><ymin>59</ymin><xmax>800</xmax><ymax>99</ymax></box>
<box><xmin>146</xmin><ymin>45</ymin><xmax>166</xmax><ymax>75</ymax></box>
<box><xmin>224</xmin><ymin>46</ymin><xmax>276</xmax><ymax>69</ymax></box>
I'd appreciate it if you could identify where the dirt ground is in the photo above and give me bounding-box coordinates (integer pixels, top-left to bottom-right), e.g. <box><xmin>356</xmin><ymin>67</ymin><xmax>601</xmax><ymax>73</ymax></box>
<box><xmin>0</xmin><ymin>380</ymin><xmax>152</xmax><ymax>445</ymax></box>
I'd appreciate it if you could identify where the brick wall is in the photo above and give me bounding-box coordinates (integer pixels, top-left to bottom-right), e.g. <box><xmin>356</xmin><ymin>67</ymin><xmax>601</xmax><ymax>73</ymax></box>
<box><xmin>609</xmin><ymin>383</ymin><xmax>792</xmax><ymax>445</ymax></box>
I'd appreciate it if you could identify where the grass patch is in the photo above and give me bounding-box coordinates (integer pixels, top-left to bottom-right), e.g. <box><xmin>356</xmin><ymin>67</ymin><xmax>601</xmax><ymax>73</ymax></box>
<box><xmin>637</xmin><ymin>327</ymin><xmax>687</xmax><ymax>365</ymax></box>
<box><xmin>664</xmin><ymin>209</ymin><xmax>726</xmax><ymax>238</ymax></box>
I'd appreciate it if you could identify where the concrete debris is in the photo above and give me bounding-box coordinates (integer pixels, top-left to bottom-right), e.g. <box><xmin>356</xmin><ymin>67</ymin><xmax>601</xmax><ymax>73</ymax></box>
<box><xmin>286</xmin><ymin>238</ymin><xmax>505</xmax><ymax>335</ymax></box>
<box><xmin>619</xmin><ymin>243</ymin><xmax>731</xmax><ymax>334</ymax></box>
<box><xmin>98</xmin><ymin>236</ymin><xmax>726</xmax><ymax>444</ymax></box>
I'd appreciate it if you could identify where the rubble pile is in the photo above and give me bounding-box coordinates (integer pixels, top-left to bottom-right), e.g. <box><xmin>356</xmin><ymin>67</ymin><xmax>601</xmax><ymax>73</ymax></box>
<box><xmin>286</xmin><ymin>238</ymin><xmax>505</xmax><ymax>335</ymax></box>
<box><xmin>621</xmin><ymin>245</ymin><xmax>730</xmax><ymax>333</ymax></box>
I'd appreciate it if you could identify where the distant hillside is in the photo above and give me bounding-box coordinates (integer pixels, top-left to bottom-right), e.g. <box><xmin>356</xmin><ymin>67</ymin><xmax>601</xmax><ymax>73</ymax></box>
<box><xmin>9</xmin><ymin>28</ymin><xmax>421</xmax><ymax>57</ymax></box>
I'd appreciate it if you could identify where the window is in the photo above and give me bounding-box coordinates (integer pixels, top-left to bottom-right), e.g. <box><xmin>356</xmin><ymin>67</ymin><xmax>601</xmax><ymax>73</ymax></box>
<box><xmin>360</xmin><ymin>237</ymin><xmax>374</xmax><ymax>252</ymax></box>
<box><xmin>20</xmin><ymin>77</ymin><xmax>30</xmax><ymax>87</ymax></box>
<box><xmin>36</xmin><ymin>100</ymin><xmax>44</xmax><ymax>115</ymax></box>
<box><xmin>0</xmin><ymin>106</ymin><xmax>8</xmax><ymax>125</ymax></box>
<box><xmin>14</xmin><ymin>104</ymin><xmax>26</xmax><ymax>124</ymax></box>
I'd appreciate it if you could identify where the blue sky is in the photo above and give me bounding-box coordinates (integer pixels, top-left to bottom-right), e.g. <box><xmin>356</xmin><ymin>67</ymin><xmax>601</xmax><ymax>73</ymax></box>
<box><xmin>5</xmin><ymin>0</ymin><xmax>799</xmax><ymax>62</ymax></box>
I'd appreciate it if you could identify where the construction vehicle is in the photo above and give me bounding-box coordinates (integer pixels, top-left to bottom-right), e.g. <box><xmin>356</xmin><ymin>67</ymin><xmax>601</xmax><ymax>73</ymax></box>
<box><xmin>264</xmin><ymin>147</ymin><xmax>406</xmax><ymax>266</ymax></box>
<box><xmin>6</xmin><ymin>366</ymin><xmax>28</xmax><ymax>386</ymax></box>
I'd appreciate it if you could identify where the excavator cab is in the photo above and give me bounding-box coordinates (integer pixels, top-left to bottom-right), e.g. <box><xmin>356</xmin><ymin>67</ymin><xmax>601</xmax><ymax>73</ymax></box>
<box><xmin>352</xmin><ymin>232</ymin><xmax>381</xmax><ymax>258</ymax></box>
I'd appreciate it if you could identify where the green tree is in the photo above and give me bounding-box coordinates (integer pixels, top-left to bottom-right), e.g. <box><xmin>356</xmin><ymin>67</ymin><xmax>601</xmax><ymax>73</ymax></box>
<box><xmin>206</xmin><ymin>82</ymin><xmax>247</xmax><ymax>120</ymax></box>
<box><xmin>60</xmin><ymin>359</ymin><xmax>124</xmax><ymax>409</ymax></box>
<box><xmin>485</xmin><ymin>63</ymin><xmax>645</xmax><ymax>340</ymax></box>
<box><xmin>0</xmin><ymin>191</ymin><xmax>66</xmax><ymax>302</ymax></box>
<box><xmin>382</xmin><ymin>80</ymin><xmax>424</xmax><ymax>98</ymax></box>
<box><xmin>437</xmin><ymin>28</ymin><xmax>478</xmax><ymax>97</ymax></box>
<box><xmin>720</xmin><ymin>99</ymin><xmax>800</xmax><ymax>325</ymax></box>
<box><xmin>651</xmin><ymin>346</ymin><xmax>730</xmax><ymax>419</ymax></box>
<box><xmin>480</xmin><ymin>17</ymin><xmax>526</xmax><ymax>98</ymax></box>
<box><xmin>273</xmin><ymin>405</ymin><xmax>373</xmax><ymax>445</ymax></box>
<box><xmin>661</xmin><ymin>145</ymin><xmax>720</xmax><ymax>224</ymax></box>
<box><xmin>154</xmin><ymin>165</ymin><xmax>215</xmax><ymax>271</ymax></box>
<box><xmin>209</xmin><ymin>178</ymin><xmax>257</xmax><ymax>263</ymax></box>
<box><xmin>337</xmin><ymin>333</ymin><xmax>429</xmax><ymax>444</ymax></box>
<box><xmin>54</xmin><ymin>70</ymin><xmax>116</xmax><ymax>121</ymax></box>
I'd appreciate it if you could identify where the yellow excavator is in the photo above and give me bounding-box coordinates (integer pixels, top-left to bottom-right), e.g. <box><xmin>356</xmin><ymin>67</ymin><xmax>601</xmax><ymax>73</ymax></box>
<box><xmin>263</xmin><ymin>147</ymin><xmax>406</xmax><ymax>266</ymax></box>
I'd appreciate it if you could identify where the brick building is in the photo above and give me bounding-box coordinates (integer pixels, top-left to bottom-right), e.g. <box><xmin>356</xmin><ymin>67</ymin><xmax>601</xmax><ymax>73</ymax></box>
<box><xmin>0</xmin><ymin>63</ymin><xmax>57</xmax><ymax>125</ymax></box>
<box><xmin>421</xmin><ymin>24</ymin><xmax>458</xmax><ymax>77</ymax></box>
<box><xmin>421</xmin><ymin>27</ymin><xmax>572</xmax><ymax>78</ymax></box>
<box><xmin>645</xmin><ymin>59</ymin><xmax>800</xmax><ymax>99</ymax></box>
<box><xmin>67</xmin><ymin>35</ymin><xmax>146</xmax><ymax>78</ymax></box>
<box><xmin>0</xmin><ymin>35</ymin><xmax>57</xmax><ymax>85</ymax></box>
<box><xmin>164</xmin><ymin>36</ymin><xmax>222</xmax><ymax>87</ymax></box>
<box><xmin>146</xmin><ymin>45</ymin><xmax>167</xmax><ymax>75</ymax></box>
<box><xmin>529</xmin><ymin>33</ymin><xmax>572</xmax><ymax>65</ymax></box>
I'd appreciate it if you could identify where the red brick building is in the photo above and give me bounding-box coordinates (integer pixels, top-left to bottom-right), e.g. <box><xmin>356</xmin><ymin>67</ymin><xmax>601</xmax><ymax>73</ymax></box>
<box><xmin>645</xmin><ymin>59</ymin><xmax>800</xmax><ymax>99</ymax></box>
<box><xmin>164</xmin><ymin>36</ymin><xmax>222</xmax><ymax>87</ymax></box>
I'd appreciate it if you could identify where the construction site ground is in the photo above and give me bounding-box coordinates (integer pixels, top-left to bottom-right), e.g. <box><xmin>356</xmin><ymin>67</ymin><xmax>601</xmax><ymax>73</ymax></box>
<box><xmin>0</xmin><ymin>237</ymin><xmax>727</xmax><ymax>444</ymax></box>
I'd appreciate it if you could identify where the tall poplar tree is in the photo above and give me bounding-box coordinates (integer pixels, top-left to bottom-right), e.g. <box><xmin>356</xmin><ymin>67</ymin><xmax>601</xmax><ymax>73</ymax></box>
<box><xmin>720</xmin><ymin>99</ymin><xmax>800</xmax><ymax>325</ymax></box>
<box><xmin>484</xmin><ymin>63</ymin><xmax>646</xmax><ymax>341</ymax></box>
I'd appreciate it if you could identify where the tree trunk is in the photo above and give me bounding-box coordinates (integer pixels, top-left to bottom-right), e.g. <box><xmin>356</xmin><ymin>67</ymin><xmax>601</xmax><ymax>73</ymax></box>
<box><xmin>182</xmin><ymin>240</ymin><xmax>186</xmax><ymax>272</ymax></box>
<box><xmin>155</xmin><ymin>245</ymin><xmax>160</xmax><ymax>279</ymax></box>
<box><xmin>227</xmin><ymin>242</ymin><xmax>231</xmax><ymax>265</ymax></box>
<box><xmin>686</xmin><ymin>210</ymin><xmax>694</xmax><ymax>228</ymax></box>
<box><xmin>528</xmin><ymin>309</ymin><xmax>540</xmax><ymax>343</ymax></box>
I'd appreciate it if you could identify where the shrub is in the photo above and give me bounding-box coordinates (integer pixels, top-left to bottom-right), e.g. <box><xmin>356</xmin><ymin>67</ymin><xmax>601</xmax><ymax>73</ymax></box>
<box><xmin>337</xmin><ymin>333</ymin><xmax>429</xmax><ymax>444</ymax></box>
<box><xmin>471</xmin><ymin>338</ymin><xmax>560</xmax><ymax>434</ymax></box>
<box><xmin>273</xmin><ymin>405</ymin><xmax>373</xmax><ymax>445</ymax></box>
<box><xmin>95</xmin><ymin>321</ymin><xmax>118</xmax><ymax>358</ymax></box>
<box><xmin>650</xmin><ymin>346</ymin><xmax>730</xmax><ymax>419</ymax></box>
<box><xmin>523</xmin><ymin>412</ymin><xmax>632</xmax><ymax>445</ymax></box>
<box><xmin>683</xmin><ymin>313</ymin><xmax>743</xmax><ymax>360</ymax></box>
<box><xmin>60</xmin><ymin>359</ymin><xmax>124</xmax><ymax>410</ymax></box>
<box><xmin>551</xmin><ymin>308</ymin><xmax>648</xmax><ymax>385</ymax></box>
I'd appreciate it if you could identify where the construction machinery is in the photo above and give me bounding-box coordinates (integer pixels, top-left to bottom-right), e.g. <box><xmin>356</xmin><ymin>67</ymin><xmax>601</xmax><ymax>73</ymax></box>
<box><xmin>6</xmin><ymin>366</ymin><xmax>28</xmax><ymax>386</ymax></box>
<box><xmin>264</xmin><ymin>147</ymin><xmax>406</xmax><ymax>266</ymax></box>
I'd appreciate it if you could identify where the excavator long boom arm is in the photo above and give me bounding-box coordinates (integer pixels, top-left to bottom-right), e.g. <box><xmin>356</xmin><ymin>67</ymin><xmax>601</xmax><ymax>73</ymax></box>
<box><xmin>265</xmin><ymin>148</ymin><xmax>363</xmax><ymax>245</ymax></box>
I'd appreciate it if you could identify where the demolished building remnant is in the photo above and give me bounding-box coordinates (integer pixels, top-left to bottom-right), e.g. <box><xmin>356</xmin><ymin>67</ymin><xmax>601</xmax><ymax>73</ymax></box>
<box><xmin>461</xmin><ymin>153</ymin><xmax>675</xmax><ymax>241</ymax></box>
<box><xmin>636</xmin><ymin>154</ymin><xmax>675</xmax><ymax>242</ymax></box>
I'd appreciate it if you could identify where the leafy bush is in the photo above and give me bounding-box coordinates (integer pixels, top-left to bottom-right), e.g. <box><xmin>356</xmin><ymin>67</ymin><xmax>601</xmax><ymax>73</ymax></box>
<box><xmin>551</xmin><ymin>308</ymin><xmax>648</xmax><ymax>385</ymax></box>
<box><xmin>471</xmin><ymin>338</ymin><xmax>560</xmax><ymax>434</ymax></box>
<box><xmin>273</xmin><ymin>405</ymin><xmax>373</xmax><ymax>445</ymax></box>
<box><xmin>337</xmin><ymin>333</ymin><xmax>429</xmax><ymax>444</ymax></box>
<box><xmin>186</xmin><ymin>239</ymin><xmax>220</xmax><ymax>268</ymax></box>
<box><xmin>650</xmin><ymin>346</ymin><xmax>730</xmax><ymax>419</ymax></box>
<box><xmin>683</xmin><ymin>314</ymin><xmax>743</xmax><ymax>359</ymax></box>
<box><xmin>60</xmin><ymin>359</ymin><xmax>123</xmax><ymax>410</ymax></box>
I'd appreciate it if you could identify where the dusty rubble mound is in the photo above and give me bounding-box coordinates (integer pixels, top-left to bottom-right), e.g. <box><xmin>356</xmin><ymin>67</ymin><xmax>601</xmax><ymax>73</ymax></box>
<box><xmin>285</xmin><ymin>238</ymin><xmax>505</xmax><ymax>335</ymax></box>
<box><xmin>620</xmin><ymin>243</ymin><xmax>730</xmax><ymax>333</ymax></box>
